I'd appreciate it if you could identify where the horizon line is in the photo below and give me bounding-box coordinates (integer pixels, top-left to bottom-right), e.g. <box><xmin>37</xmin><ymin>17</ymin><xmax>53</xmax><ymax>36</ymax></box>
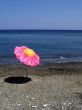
<box><xmin>0</xmin><ymin>29</ymin><xmax>82</xmax><ymax>31</ymax></box>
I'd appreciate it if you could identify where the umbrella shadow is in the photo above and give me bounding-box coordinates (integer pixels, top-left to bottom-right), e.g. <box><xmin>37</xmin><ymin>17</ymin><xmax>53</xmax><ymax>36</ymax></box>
<box><xmin>4</xmin><ymin>76</ymin><xmax>32</xmax><ymax>84</ymax></box>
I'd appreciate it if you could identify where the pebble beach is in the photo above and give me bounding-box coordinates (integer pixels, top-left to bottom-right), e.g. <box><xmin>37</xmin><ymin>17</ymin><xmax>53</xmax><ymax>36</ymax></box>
<box><xmin>0</xmin><ymin>62</ymin><xmax>82</xmax><ymax>110</ymax></box>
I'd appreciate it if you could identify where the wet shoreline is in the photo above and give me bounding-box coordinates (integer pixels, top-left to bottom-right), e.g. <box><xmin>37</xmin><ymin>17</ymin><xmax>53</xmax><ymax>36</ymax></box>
<box><xmin>0</xmin><ymin>62</ymin><xmax>82</xmax><ymax>77</ymax></box>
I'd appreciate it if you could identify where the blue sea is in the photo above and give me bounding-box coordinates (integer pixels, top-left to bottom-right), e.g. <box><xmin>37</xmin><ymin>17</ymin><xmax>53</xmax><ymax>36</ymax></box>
<box><xmin>0</xmin><ymin>30</ymin><xmax>82</xmax><ymax>65</ymax></box>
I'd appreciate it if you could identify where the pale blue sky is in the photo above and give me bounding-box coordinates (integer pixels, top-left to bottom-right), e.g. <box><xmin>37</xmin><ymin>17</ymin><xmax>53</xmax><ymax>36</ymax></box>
<box><xmin>0</xmin><ymin>0</ymin><xmax>82</xmax><ymax>30</ymax></box>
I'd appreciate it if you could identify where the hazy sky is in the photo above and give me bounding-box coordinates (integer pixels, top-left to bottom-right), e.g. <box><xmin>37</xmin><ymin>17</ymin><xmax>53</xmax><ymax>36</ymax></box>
<box><xmin>0</xmin><ymin>0</ymin><xmax>82</xmax><ymax>30</ymax></box>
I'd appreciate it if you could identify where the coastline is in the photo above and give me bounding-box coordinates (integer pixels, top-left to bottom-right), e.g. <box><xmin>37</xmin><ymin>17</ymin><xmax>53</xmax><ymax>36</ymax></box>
<box><xmin>0</xmin><ymin>62</ymin><xmax>82</xmax><ymax>109</ymax></box>
<box><xmin>0</xmin><ymin>62</ymin><xmax>82</xmax><ymax>77</ymax></box>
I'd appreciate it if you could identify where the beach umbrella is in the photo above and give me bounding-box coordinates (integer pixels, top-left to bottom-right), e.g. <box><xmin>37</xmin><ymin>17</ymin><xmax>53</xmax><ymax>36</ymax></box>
<box><xmin>14</xmin><ymin>46</ymin><xmax>40</xmax><ymax>67</ymax></box>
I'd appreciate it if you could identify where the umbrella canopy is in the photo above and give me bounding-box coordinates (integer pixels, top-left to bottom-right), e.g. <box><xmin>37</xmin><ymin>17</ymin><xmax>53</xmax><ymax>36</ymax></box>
<box><xmin>14</xmin><ymin>46</ymin><xmax>40</xmax><ymax>67</ymax></box>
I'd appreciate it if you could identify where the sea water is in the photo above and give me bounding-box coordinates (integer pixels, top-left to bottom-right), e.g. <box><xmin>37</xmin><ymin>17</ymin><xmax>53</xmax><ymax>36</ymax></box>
<box><xmin>0</xmin><ymin>30</ymin><xmax>82</xmax><ymax>64</ymax></box>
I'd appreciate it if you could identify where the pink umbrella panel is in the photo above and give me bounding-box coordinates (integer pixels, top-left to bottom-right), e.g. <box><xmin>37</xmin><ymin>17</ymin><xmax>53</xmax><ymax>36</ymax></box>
<box><xmin>14</xmin><ymin>46</ymin><xmax>40</xmax><ymax>67</ymax></box>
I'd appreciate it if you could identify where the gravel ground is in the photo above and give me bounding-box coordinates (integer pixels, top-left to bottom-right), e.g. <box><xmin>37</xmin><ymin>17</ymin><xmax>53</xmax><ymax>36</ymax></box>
<box><xmin>0</xmin><ymin>63</ymin><xmax>82</xmax><ymax>110</ymax></box>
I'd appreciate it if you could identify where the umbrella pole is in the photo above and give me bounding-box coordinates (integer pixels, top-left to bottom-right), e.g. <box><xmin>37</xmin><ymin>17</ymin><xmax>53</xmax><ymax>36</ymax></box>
<box><xmin>25</xmin><ymin>65</ymin><xmax>28</xmax><ymax>77</ymax></box>
<box><xmin>26</xmin><ymin>66</ymin><xmax>28</xmax><ymax>76</ymax></box>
